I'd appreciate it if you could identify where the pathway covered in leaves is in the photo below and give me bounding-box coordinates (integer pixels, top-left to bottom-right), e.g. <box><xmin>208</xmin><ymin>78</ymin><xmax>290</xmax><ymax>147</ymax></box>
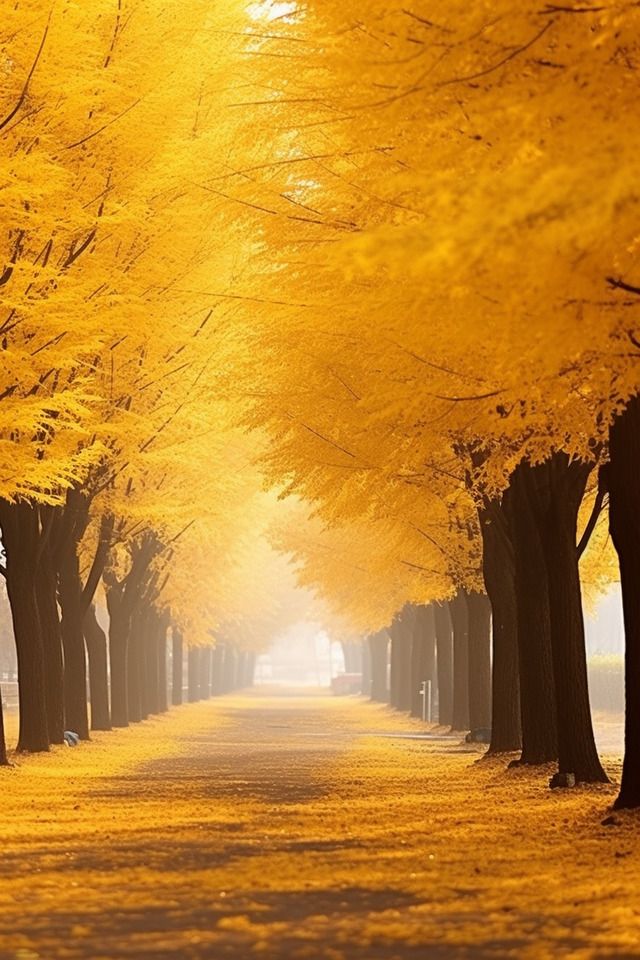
<box><xmin>0</xmin><ymin>692</ymin><xmax>638</xmax><ymax>959</ymax></box>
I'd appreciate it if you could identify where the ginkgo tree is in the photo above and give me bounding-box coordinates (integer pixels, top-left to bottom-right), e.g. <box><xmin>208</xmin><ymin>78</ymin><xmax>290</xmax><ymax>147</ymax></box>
<box><xmin>207</xmin><ymin>0</ymin><xmax>640</xmax><ymax>799</ymax></box>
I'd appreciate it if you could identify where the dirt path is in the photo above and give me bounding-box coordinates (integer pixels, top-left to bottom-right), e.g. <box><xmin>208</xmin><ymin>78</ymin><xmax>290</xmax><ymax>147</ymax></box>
<box><xmin>0</xmin><ymin>692</ymin><xmax>639</xmax><ymax>959</ymax></box>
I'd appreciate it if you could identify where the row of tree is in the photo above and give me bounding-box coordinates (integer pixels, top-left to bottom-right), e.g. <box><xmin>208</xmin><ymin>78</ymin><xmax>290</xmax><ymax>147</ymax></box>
<box><xmin>217</xmin><ymin>2</ymin><xmax>640</xmax><ymax>809</ymax></box>
<box><xmin>3</xmin><ymin>1</ymin><xmax>640</xmax><ymax>814</ymax></box>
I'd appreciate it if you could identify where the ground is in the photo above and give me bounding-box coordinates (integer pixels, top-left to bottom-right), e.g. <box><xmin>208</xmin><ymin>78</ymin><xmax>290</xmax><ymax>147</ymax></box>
<box><xmin>0</xmin><ymin>692</ymin><xmax>639</xmax><ymax>960</ymax></box>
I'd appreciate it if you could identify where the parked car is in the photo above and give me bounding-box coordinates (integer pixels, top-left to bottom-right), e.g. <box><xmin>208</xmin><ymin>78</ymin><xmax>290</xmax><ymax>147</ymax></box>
<box><xmin>330</xmin><ymin>673</ymin><xmax>362</xmax><ymax>695</ymax></box>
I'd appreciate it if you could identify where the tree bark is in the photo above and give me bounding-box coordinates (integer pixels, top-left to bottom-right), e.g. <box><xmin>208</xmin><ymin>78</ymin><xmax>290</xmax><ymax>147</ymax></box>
<box><xmin>361</xmin><ymin>638</ymin><xmax>371</xmax><ymax>697</ymax></box>
<box><xmin>104</xmin><ymin>532</ymin><xmax>159</xmax><ymax>728</ymax></box>
<box><xmin>57</xmin><ymin>536</ymin><xmax>90</xmax><ymax>740</ymax></box>
<box><xmin>34</xmin><ymin>528</ymin><xmax>65</xmax><ymax>744</ymax></box>
<box><xmin>410</xmin><ymin>605</ymin><xmax>436</xmax><ymax>719</ymax></box>
<box><xmin>144</xmin><ymin>608</ymin><xmax>160</xmax><ymax>716</ymax></box>
<box><xmin>340</xmin><ymin>640</ymin><xmax>362</xmax><ymax>674</ymax></box>
<box><xmin>390</xmin><ymin>608</ymin><xmax>414</xmax><ymax>712</ymax></box>
<box><xmin>199</xmin><ymin>646</ymin><xmax>212</xmax><ymax>699</ymax></box>
<box><xmin>107</xmin><ymin>593</ymin><xmax>129</xmax><ymax>728</ymax></box>
<box><xmin>171</xmin><ymin>626</ymin><xmax>183</xmax><ymax>706</ymax></box>
<box><xmin>188</xmin><ymin>647</ymin><xmax>200</xmax><ymax>702</ymax></box>
<box><xmin>127</xmin><ymin>606</ymin><xmax>144</xmax><ymax>723</ymax></box>
<box><xmin>246</xmin><ymin>652</ymin><xmax>257</xmax><ymax>687</ymax></box>
<box><xmin>389</xmin><ymin>618</ymin><xmax>401</xmax><ymax>708</ymax></box>
<box><xmin>466</xmin><ymin>592</ymin><xmax>492</xmax><ymax>739</ymax></box>
<box><xmin>533</xmin><ymin>453</ymin><xmax>608</xmax><ymax>785</ymax></box>
<box><xmin>84</xmin><ymin>603</ymin><xmax>111</xmax><ymax>731</ymax></box>
<box><xmin>0</xmin><ymin>687</ymin><xmax>7</xmax><ymax>764</ymax></box>
<box><xmin>0</xmin><ymin>499</ymin><xmax>49</xmax><ymax>752</ymax></box>
<box><xmin>479</xmin><ymin>496</ymin><xmax>522</xmax><ymax>754</ymax></box>
<box><xmin>450</xmin><ymin>591</ymin><xmax>470</xmax><ymax>732</ymax></box>
<box><xmin>609</xmin><ymin>394</ymin><xmax>640</xmax><ymax>807</ymax></box>
<box><xmin>157</xmin><ymin>613</ymin><xmax>168</xmax><ymax>713</ymax></box>
<box><xmin>507</xmin><ymin>463</ymin><xmax>558</xmax><ymax>765</ymax></box>
<box><xmin>368</xmin><ymin>630</ymin><xmax>389</xmax><ymax>702</ymax></box>
<box><xmin>434</xmin><ymin>602</ymin><xmax>453</xmax><ymax>727</ymax></box>
<box><xmin>211</xmin><ymin>644</ymin><xmax>224</xmax><ymax>696</ymax></box>
<box><xmin>223</xmin><ymin>645</ymin><xmax>238</xmax><ymax>693</ymax></box>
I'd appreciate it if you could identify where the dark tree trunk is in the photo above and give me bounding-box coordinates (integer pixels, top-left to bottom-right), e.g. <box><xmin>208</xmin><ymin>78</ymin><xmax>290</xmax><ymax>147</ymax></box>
<box><xmin>199</xmin><ymin>646</ymin><xmax>212</xmax><ymax>699</ymax></box>
<box><xmin>58</xmin><ymin>541</ymin><xmax>90</xmax><ymax>740</ymax></box>
<box><xmin>410</xmin><ymin>606</ymin><xmax>436</xmax><ymax>719</ymax></box>
<box><xmin>479</xmin><ymin>496</ymin><xmax>522</xmax><ymax>754</ymax></box>
<box><xmin>401</xmin><ymin>606</ymin><xmax>416</xmax><ymax>712</ymax></box>
<box><xmin>449</xmin><ymin>592</ymin><xmax>470</xmax><ymax>732</ymax></box>
<box><xmin>211</xmin><ymin>645</ymin><xmax>225</xmax><ymax>696</ymax></box>
<box><xmin>238</xmin><ymin>651</ymin><xmax>252</xmax><ymax>689</ymax></box>
<box><xmin>466</xmin><ymin>592</ymin><xmax>492</xmax><ymax>739</ymax></box>
<box><xmin>246</xmin><ymin>652</ymin><xmax>257</xmax><ymax>687</ymax></box>
<box><xmin>145</xmin><ymin>609</ymin><xmax>160</xmax><ymax>716</ymax></box>
<box><xmin>389</xmin><ymin>621</ymin><xmax>401</xmax><ymax>708</ymax></box>
<box><xmin>223</xmin><ymin>645</ymin><xmax>238</xmax><ymax>693</ymax></box>
<box><xmin>34</xmin><ymin>534</ymin><xmax>65</xmax><ymax>744</ymax></box>
<box><xmin>533</xmin><ymin>453</ymin><xmax>608</xmax><ymax>785</ymax></box>
<box><xmin>127</xmin><ymin>607</ymin><xmax>144</xmax><ymax>723</ymax></box>
<box><xmin>107</xmin><ymin>599</ymin><xmax>129</xmax><ymax>728</ymax></box>
<box><xmin>609</xmin><ymin>394</ymin><xmax>640</xmax><ymax>807</ymax></box>
<box><xmin>171</xmin><ymin>627</ymin><xmax>183</xmax><ymax>706</ymax></box>
<box><xmin>0</xmin><ymin>499</ymin><xmax>49</xmax><ymax>752</ymax></box>
<box><xmin>104</xmin><ymin>531</ymin><xmax>159</xmax><ymax>728</ymax></box>
<box><xmin>340</xmin><ymin>640</ymin><xmax>362</xmax><ymax>674</ymax></box>
<box><xmin>368</xmin><ymin>630</ymin><xmax>389</xmax><ymax>702</ymax></box>
<box><xmin>390</xmin><ymin>608</ymin><xmax>414</xmax><ymax>712</ymax></box>
<box><xmin>508</xmin><ymin>463</ymin><xmax>558</xmax><ymax>765</ymax></box>
<box><xmin>157</xmin><ymin>614</ymin><xmax>168</xmax><ymax>713</ymax></box>
<box><xmin>84</xmin><ymin>603</ymin><xmax>111</xmax><ymax>731</ymax></box>
<box><xmin>434</xmin><ymin>602</ymin><xmax>453</xmax><ymax>727</ymax></box>
<box><xmin>188</xmin><ymin>647</ymin><xmax>200</xmax><ymax>702</ymax></box>
<box><xmin>361</xmin><ymin>638</ymin><xmax>371</xmax><ymax>697</ymax></box>
<box><xmin>0</xmin><ymin>688</ymin><xmax>7</xmax><ymax>764</ymax></box>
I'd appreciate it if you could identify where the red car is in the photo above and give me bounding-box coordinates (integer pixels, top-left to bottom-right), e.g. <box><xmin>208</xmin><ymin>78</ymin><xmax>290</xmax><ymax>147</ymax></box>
<box><xmin>331</xmin><ymin>673</ymin><xmax>362</xmax><ymax>695</ymax></box>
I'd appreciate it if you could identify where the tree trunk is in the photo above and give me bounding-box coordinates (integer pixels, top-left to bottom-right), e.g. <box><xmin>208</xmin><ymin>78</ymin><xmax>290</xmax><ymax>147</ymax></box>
<box><xmin>107</xmin><ymin>598</ymin><xmax>129</xmax><ymax>728</ymax></box>
<box><xmin>211</xmin><ymin>645</ymin><xmax>225</xmax><ymax>695</ymax></box>
<box><xmin>466</xmin><ymin>592</ymin><xmax>492</xmax><ymax>740</ymax></box>
<box><xmin>390</xmin><ymin>608</ymin><xmax>413</xmax><ymax>712</ymax></box>
<box><xmin>58</xmin><ymin>540</ymin><xmax>89</xmax><ymax>740</ymax></box>
<box><xmin>508</xmin><ymin>463</ymin><xmax>558</xmax><ymax>765</ymax></box>
<box><xmin>434</xmin><ymin>602</ymin><xmax>453</xmax><ymax>727</ymax></box>
<box><xmin>84</xmin><ymin>603</ymin><xmax>111</xmax><ymax>731</ymax></box>
<box><xmin>34</xmin><ymin>534</ymin><xmax>65</xmax><ymax>744</ymax></box>
<box><xmin>223</xmin><ymin>645</ymin><xmax>238</xmax><ymax>693</ymax></box>
<box><xmin>450</xmin><ymin>592</ymin><xmax>470</xmax><ymax>732</ymax></box>
<box><xmin>157</xmin><ymin>614</ymin><xmax>168</xmax><ymax>713</ymax></box>
<box><xmin>389</xmin><ymin>620</ymin><xmax>401</xmax><ymax>708</ymax></box>
<box><xmin>410</xmin><ymin>605</ymin><xmax>436</xmax><ymax>719</ymax></box>
<box><xmin>246</xmin><ymin>652</ymin><xmax>257</xmax><ymax>687</ymax></box>
<box><xmin>479</xmin><ymin>497</ymin><xmax>522</xmax><ymax>754</ymax></box>
<box><xmin>0</xmin><ymin>688</ymin><xmax>7</xmax><ymax>764</ymax></box>
<box><xmin>144</xmin><ymin>608</ymin><xmax>160</xmax><ymax>716</ymax></box>
<box><xmin>361</xmin><ymin>638</ymin><xmax>371</xmax><ymax>697</ymax></box>
<box><xmin>368</xmin><ymin>630</ymin><xmax>389</xmax><ymax>702</ymax></box>
<box><xmin>609</xmin><ymin>394</ymin><xmax>640</xmax><ymax>807</ymax></box>
<box><xmin>533</xmin><ymin>453</ymin><xmax>608</xmax><ymax>785</ymax></box>
<box><xmin>171</xmin><ymin>627</ymin><xmax>183</xmax><ymax>706</ymax></box>
<box><xmin>340</xmin><ymin>640</ymin><xmax>362</xmax><ymax>674</ymax></box>
<box><xmin>188</xmin><ymin>647</ymin><xmax>200</xmax><ymax>702</ymax></box>
<box><xmin>0</xmin><ymin>499</ymin><xmax>49</xmax><ymax>752</ymax></box>
<box><xmin>199</xmin><ymin>646</ymin><xmax>212</xmax><ymax>699</ymax></box>
<box><xmin>127</xmin><ymin>607</ymin><xmax>144</xmax><ymax>723</ymax></box>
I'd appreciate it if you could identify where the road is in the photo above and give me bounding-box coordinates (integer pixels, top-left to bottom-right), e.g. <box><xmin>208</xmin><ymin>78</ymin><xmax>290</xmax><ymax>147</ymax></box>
<box><xmin>0</xmin><ymin>691</ymin><xmax>637</xmax><ymax>959</ymax></box>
